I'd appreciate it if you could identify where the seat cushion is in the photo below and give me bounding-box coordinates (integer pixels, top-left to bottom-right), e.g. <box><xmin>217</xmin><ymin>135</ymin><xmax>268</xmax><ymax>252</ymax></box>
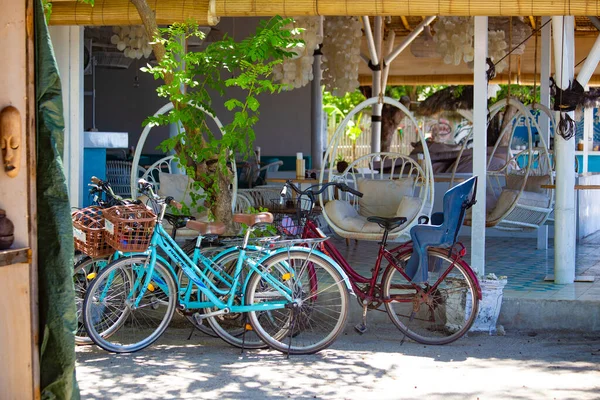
<box><xmin>395</xmin><ymin>196</ymin><xmax>423</xmax><ymax>223</ymax></box>
<box><xmin>357</xmin><ymin>177</ymin><xmax>414</xmax><ymax>218</ymax></box>
<box><xmin>158</xmin><ymin>172</ymin><xmax>204</xmax><ymax>206</ymax></box>
<box><xmin>505</xmin><ymin>174</ymin><xmax>551</xmax><ymax>194</ymax></box>
<box><xmin>324</xmin><ymin>200</ymin><xmax>384</xmax><ymax>234</ymax></box>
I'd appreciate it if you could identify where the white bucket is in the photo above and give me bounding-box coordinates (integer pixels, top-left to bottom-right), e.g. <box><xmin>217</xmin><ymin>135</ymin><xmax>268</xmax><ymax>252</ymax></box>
<box><xmin>469</xmin><ymin>278</ymin><xmax>508</xmax><ymax>334</ymax></box>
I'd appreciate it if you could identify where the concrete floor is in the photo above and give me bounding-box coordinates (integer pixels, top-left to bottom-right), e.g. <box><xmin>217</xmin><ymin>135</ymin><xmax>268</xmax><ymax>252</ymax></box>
<box><xmin>76</xmin><ymin>327</ymin><xmax>600</xmax><ymax>400</ymax></box>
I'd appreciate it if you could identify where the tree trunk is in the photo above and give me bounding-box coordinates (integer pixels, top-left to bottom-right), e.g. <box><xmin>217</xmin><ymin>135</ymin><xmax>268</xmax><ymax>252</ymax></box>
<box><xmin>381</xmin><ymin>96</ymin><xmax>411</xmax><ymax>152</ymax></box>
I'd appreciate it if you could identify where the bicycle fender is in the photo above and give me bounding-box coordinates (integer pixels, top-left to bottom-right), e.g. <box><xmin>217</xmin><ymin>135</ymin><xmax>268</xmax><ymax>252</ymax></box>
<box><xmin>259</xmin><ymin>246</ymin><xmax>355</xmax><ymax>296</ymax></box>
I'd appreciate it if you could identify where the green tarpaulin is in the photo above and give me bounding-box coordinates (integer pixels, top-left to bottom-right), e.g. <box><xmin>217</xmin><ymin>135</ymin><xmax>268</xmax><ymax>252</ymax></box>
<box><xmin>36</xmin><ymin>0</ymin><xmax>80</xmax><ymax>398</ymax></box>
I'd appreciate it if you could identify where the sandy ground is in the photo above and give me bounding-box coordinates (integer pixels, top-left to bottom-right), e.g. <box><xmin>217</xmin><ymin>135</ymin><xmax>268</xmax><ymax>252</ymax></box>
<box><xmin>76</xmin><ymin>327</ymin><xmax>600</xmax><ymax>400</ymax></box>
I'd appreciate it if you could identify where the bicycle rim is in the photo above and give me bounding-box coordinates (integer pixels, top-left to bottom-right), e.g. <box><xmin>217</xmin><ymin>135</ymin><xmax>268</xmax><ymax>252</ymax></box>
<box><xmin>83</xmin><ymin>256</ymin><xmax>176</xmax><ymax>353</ymax></box>
<box><xmin>203</xmin><ymin>249</ymin><xmax>268</xmax><ymax>349</ymax></box>
<box><xmin>383</xmin><ymin>249</ymin><xmax>479</xmax><ymax>345</ymax></box>
<box><xmin>246</xmin><ymin>251</ymin><xmax>349</xmax><ymax>355</ymax></box>
<box><xmin>73</xmin><ymin>256</ymin><xmax>111</xmax><ymax>345</ymax></box>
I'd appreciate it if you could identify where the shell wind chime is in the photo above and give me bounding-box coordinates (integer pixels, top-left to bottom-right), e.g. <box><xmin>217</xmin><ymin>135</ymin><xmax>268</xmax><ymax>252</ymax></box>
<box><xmin>111</xmin><ymin>26</ymin><xmax>153</xmax><ymax>60</ymax></box>
<box><xmin>273</xmin><ymin>17</ymin><xmax>323</xmax><ymax>89</ymax></box>
<box><xmin>321</xmin><ymin>16</ymin><xmax>362</xmax><ymax>96</ymax></box>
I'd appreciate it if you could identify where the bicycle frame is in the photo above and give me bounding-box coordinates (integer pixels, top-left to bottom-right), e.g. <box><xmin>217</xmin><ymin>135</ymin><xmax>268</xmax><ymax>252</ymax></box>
<box><xmin>301</xmin><ymin>219</ymin><xmax>477</xmax><ymax>303</ymax></box>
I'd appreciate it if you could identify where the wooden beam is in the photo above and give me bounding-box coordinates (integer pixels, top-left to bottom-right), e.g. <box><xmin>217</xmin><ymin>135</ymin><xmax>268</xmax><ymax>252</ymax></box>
<box><xmin>400</xmin><ymin>16</ymin><xmax>411</xmax><ymax>31</ymax></box>
<box><xmin>359</xmin><ymin>73</ymin><xmax>600</xmax><ymax>86</ymax></box>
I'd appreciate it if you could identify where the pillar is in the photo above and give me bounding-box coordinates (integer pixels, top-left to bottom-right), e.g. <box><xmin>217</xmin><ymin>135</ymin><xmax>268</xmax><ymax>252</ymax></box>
<box><xmin>552</xmin><ymin>16</ymin><xmax>576</xmax><ymax>284</ymax></box>
<box><xmin>471</xmin><ymin>17</ymin><xmax>488</xmax><ymax>276</ymax></box>
<box><xmin>49</xmin><ymin>26</ymin><xmax>84</xmax><ymax>208</ymax></box>
<box><xmin>537</xmin><ymin>17</ymin><xmax>552</xmax><ymax>250</ymax></box>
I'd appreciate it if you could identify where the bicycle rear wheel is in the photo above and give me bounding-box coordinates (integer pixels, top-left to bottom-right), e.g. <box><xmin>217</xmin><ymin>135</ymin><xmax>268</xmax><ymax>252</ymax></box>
<box><xmin>382</xmin><ymin>248</ymin><xmax>479</xmax><ymax>345</ymax></box>
<box><xmin>83</xmin><ymin>256</ymin><xmax>177</xmax><ymax>353</ymax></box>
<box><xmin>245</xmin><ymin>250</ymin><xmax>349</xmax><ymax>355</ymax></box>
<box><xmin>203</xmin><ymin>249</ymin><xmax>268</xmax><ymax>349</ymax></box>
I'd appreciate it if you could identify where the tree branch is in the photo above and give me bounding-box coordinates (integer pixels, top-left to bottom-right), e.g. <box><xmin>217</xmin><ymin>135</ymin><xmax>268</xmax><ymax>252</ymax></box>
<box><xmin>130</xmin><ymin>0</ymin><xmax>172</xmax><ymax>85</ymax></box>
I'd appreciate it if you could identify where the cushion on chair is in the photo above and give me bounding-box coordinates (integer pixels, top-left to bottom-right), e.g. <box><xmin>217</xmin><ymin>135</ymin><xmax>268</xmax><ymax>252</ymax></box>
<box><xmin>395</xmin><ymin>196</ymin><xmax>423</xmax><ymax>223</ymax></box>
<box><xmin>158</xmin><ymin>172</ymin><xmax>203</xmax><ymax>206</ymax></box>
<box><xmin>357</xmin><ymin>177</ymin><xmax>414</xmax><ymax>217</ymax></box>
<box><xmin>505</xmin><ymin>174</ymin><xmax>551</xmax><ymax>194</ymax></box>
<box><xmin>324</xmin><ymin>200</ymin><xmax>385</xmax><ymax>234</ymax></box>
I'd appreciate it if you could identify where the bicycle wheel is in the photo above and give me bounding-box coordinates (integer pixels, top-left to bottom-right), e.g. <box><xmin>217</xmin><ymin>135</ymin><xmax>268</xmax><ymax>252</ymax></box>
<box><xmin>382</xmin><ymin>248</ymin><xmax>479</xmax><ymax>345</ymax></box>
<box><xmin>175</xmin><ymin>245</ymin><xmax>223</xmax><ymax>339</ymax></box>
<box><xmin>245</xmin><ymin>250</ymin><xmax>349</xmax><ymax>355</ymax></box>
<box><xmin>202</xmin><ymin>249</ymin><xmax>268</xmax><ymax>349</ymax></box>
<box><xmin>83</xmin><ymin>256</ymin><xmax>177</xmax><ymax>353</ymax></box>
<box><xmin>73</xmin><ymin>256</ymin><xmax>110</xmax><ymax>345</ymax></box>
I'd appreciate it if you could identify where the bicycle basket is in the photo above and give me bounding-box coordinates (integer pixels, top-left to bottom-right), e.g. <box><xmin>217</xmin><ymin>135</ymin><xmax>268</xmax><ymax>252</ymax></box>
<box><xmin>72</xmin><ymin>206</ymin><xmax>112</xmax><ymax>257</ymax></box>
<box><xmin>103</xmin><ymin>204</ymin><xmax>157</xmax><ymax>252</ymax></box>
<box><xmin>269</xmin><ymin>197</ymin><xmax>314</xmax><ymax>237</ymax></box>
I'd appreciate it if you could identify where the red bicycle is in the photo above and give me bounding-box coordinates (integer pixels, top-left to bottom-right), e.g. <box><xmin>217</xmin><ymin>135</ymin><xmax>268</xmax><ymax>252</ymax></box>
<box><xmin>272</xmin><ymin>179</ymin><xmax>481</xmax><ymax>345</ymax></box>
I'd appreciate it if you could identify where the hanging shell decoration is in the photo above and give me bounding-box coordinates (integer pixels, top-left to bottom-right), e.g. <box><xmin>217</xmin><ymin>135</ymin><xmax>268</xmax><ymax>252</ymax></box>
<box><xmin>272</xmin><ymin>17</ymin><xmax>323</xmax><ymax>89</ymax></box>
<box><xmin>321</xmin><ymin>16</ymin><xmax>362</xmax><ymax>96</ymax></box>
<box><xmin>433</xmin><ymin>17</ymin><xmax>530</xmax><ymax>74</ymax></box>
<box><xmin>111</xmin><ymin>26</ymin><xmax>153</xmax><ymax>60</ymax></box>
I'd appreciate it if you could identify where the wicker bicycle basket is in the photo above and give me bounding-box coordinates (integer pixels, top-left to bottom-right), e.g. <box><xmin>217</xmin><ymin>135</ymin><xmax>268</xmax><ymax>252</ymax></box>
<box><xmin>72</xmin><ymin>206</ymin><xmax>112</xmax><ymax>257</ymax></box>
<box><xmin>103</xmin><ymin>204</ymin><xmax>157</xmax><ymax>252</ymax></box>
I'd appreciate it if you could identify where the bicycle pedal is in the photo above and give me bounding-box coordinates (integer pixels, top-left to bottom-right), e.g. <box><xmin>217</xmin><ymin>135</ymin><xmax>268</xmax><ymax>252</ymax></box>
<box><xmin>354</xmin><ymin>323</ymin><xmax>368</xmax><ymax>334</ymax></box>
<box><xmin>192</xmin><ymin>313</ymin><xmax>204</xmax><ymax>325</ymax></box>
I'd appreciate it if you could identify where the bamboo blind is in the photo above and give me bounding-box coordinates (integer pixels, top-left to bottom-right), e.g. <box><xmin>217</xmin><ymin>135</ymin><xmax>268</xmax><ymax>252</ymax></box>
<box><xmin>49</xmin><ymin>0</ymin><xmax>219</xmax><ymax>26</ymax></box>
<box><xmin>359</xmin><ymin>74</ymin><xmax>600</xmax><ymax>86</ymax></box>
<box><xmin>215</xmin><ymin>0</ymin><xmax>600</xmax><ymax>17</ymax></box>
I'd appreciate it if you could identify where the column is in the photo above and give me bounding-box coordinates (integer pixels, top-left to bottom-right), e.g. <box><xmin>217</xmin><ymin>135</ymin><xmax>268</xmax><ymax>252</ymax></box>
<box><xmin>471</xmin><ymin>17</ymin><xmax>488</xmax><ymax>276</ymax></box>
<box><xmin>311</xmin><ymin>46</ymin><xmax>324</xmax><ymax>170</ymax></box>
<box><xmin>537</xmin><ymin>17</ymin><xmax>552</xmax><ymax>250</ymax></box>
<box><xmin>552</xmin><ymin>16</ymin><xmax>576</xmax><ymax>284</ymax></box>
<box><xmin>49</xmin><ymin>26</ymin><xmax>84</xmax><ymax>208</ymax></box>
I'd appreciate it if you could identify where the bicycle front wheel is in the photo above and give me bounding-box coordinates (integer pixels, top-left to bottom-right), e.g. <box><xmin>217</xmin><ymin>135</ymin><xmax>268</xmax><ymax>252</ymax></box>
<box><xmin>245</xmin><ymin>251</ymin><xmax>349</xmax><ymax>355</ymax></box>
<box><xmin>382</xmin><ymin>248</ymin><xmax>479</xmax><ymax>345</ymax></box>
<box><xmin>83</xmin><ymin>256</ymin><xmax>177</xmax><ymax>353</ymax></box>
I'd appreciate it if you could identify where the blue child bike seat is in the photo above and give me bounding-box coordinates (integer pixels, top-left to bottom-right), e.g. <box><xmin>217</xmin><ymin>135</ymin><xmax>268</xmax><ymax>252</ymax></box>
<box><xmin>404</xmin><ymin>176</ymin><xmax>477</xmax><ymax>283</ymax></box>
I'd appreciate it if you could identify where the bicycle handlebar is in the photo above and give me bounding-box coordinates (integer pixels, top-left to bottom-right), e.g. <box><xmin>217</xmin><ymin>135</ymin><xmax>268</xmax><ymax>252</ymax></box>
<box><xmin>283</xmin><ymin>180</ymin><xmax>363</xmax><ymax>198</ymax></box>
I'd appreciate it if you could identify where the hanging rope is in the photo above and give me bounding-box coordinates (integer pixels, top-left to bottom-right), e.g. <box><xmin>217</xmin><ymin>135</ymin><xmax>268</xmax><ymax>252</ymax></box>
<box><xmin>555</xmin><ymin>17</ymin><xmax>576</xmax><ymax>141</ymax></box>
<box><xmin>493</xmin><ymin>18</ymin><xmax>551</xmax><ymax>69</ymax></box>
<box><xmin>532</xmin><ymin>17</ymin><xmax>538</xmax><ymax>108</ymax></box>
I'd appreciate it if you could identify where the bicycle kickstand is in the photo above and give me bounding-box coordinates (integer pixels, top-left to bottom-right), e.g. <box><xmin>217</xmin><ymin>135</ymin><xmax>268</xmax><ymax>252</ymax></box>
<box><xmin>354</xmin><ymin>302</ymin><xmax>369</xmax><ymax>334</ymax></box>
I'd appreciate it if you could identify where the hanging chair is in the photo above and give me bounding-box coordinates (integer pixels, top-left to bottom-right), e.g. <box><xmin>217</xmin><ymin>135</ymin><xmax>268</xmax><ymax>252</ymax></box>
<box><xmin>450</xmin><ymin>97</ymin><xmax>555</xmax><ymax>231</ymax></box>
<box><xmin>319</xmin><ymin>96</ymin><xmax>435</xmax><ymax>242</ymax></box>
<box><xmin>130</xmin><ymin>102</ymin><xmax>239</xmax><ymax>213</ymax></box>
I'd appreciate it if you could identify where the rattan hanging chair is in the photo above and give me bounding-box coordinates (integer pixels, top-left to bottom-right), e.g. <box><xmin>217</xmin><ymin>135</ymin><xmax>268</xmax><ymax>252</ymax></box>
<box><xmin>450</xmin><ymin>97</ymin><xmax>555</xmax><ymax>231</ymax></box>
<box><xmin>319</xmin><ymin>96</ymin><xmax>435</xmax><ymax>242</ymax></box>
<box><xmin>130</xmin><ymin>102</ymin><xmax>238</xmax><ymax>212</ymax></box>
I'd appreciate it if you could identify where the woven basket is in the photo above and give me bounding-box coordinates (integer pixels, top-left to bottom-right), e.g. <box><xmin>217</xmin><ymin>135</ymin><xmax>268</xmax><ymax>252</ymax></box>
<box><xmin>72</xmin><ymin>206</ymin><xmax>112</xmax><ymax>258</ymax></box>
<box><xmin>103</xmin><ymin>204</ymin><xmax>157</xmax><ymax>252</ymax></box>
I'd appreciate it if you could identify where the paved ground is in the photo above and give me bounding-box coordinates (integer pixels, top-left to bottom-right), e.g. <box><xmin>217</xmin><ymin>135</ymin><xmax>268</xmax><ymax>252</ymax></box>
<box><xmin>76</xmin><ymin>328</ymin><xmax>600</xmax><ymax>400</ymax></box>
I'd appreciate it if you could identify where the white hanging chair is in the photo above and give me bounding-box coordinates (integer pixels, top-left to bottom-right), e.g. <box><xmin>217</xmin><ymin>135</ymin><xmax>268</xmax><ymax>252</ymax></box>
<box><xmin>319</xmin><ymin>96</ymin><xmax>435</xmax><ymax>242</ymax></box>
<box><xmin>450</xmin><ymin>97</ymin><xmax>555</xmax><ymax>231</ymax></box>
<box><xmin>130</xmin><ymin>102</ymin><xmax>238</xmax><ymax>212</ymax></box>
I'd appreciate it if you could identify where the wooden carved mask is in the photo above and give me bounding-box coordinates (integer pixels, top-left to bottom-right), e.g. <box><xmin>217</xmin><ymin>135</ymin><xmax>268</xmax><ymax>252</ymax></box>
<box><xmin>0</xmin><ymin>106</ymin><xmax>21</xmax><ymax>178</ymax></box>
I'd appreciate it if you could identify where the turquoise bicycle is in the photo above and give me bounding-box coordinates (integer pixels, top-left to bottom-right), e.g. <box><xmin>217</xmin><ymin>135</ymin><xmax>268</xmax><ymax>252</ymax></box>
<box><xmin>82</xmin><ymin>185</ymin><xmax>352</xmax><ymax>354</ymax></box>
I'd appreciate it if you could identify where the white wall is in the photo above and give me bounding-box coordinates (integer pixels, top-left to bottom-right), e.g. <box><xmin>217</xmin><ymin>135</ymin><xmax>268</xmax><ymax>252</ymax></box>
<box><xmin>84</xmin><ymin>17</ymin><xmax>312</xmax><ymax>157</ymax></box>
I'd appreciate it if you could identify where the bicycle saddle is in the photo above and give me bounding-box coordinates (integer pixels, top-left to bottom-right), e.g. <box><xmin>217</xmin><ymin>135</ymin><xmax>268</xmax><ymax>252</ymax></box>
<box><xmin>366</xmin><ymin>216</ymin><xmax>407</xmax><ymax>231</ymax></box>
<box><xmin>164</xmin><ymin>213</ymin><xmax>194</xmax><ymax>229</ymax></box>
<box><xmin>233</xmin><ymin>212</ymin><xmax>274</xmax><ymax>227</ymax></box>
<box><xmin>186</xmin><ymin>220</ymin><xmax>226</xmax><ymax>235</ymax></box>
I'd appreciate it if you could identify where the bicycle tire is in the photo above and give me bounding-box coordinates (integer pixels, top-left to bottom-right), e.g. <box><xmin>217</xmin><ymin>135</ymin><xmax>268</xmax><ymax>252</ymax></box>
<box><xmin>245</xmin><ymin>250</ymin><xmax>349</xmax><ymax>355</ymax></box>
<box><xmin>73</xmin><ymin>256</ymin><xmax>111</xmax><ymax>345</ymax></box>
<box><xmin>382</xmin><ymin>248</ymin><xmax>479</xmax><ymax>345</ymax></box>
<box><xmin>83</xmin><ymin>256</ymin><xmax>177</xmax><ymax>353</ymax></box>
<box><xmin>202</xmin><ymin>249</ymin><xmax>269</xmax><ymax>349</ymax></box>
